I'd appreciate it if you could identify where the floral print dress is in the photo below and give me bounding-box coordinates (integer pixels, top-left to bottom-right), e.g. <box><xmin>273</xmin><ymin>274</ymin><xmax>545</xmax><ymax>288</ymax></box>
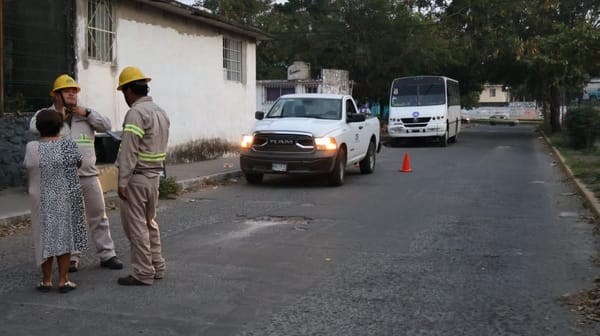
<box><xmin>24</xmin><ymin>137</ymin><xmax>87</xmax><ymax>265</ymax></box>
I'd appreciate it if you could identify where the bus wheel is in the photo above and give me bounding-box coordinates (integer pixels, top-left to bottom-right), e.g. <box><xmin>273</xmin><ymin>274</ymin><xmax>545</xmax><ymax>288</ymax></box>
<box><xmin>439</xmin><ymin>129</ymin><xmax>449</xmax><ymax>147</ymax></box>
<box><xmin>452</xmin><ymin>119</ymin><xmax>459</xmax><ymax>143</ymax></box>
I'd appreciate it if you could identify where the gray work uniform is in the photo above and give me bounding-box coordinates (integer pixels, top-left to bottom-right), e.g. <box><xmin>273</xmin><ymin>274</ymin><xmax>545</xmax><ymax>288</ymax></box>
<box><xmin>30</xmin><ymin>105</ymin><xmax>117</xmax><ymax>262</ymax></box>
<box><xmin>116</xmin><ymin>96</ymin><xmax>170</xmax><ymax>285</ymax></box>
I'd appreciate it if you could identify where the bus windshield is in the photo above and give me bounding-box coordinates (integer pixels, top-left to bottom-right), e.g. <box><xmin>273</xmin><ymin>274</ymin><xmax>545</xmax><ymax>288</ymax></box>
<box><xmin>391</xmin><ymin>77</ymin><xmax>446</xmax><ymax>107</ymax></box>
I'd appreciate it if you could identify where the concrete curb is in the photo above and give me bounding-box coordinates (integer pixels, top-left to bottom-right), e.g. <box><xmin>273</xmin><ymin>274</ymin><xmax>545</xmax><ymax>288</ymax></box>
<box><xmin>0</xmin><ymin>211</ymin><xmax>30</xmax><ymax>227</ymax></box>
<box><xmin>178</xmin><ymin>170</ymin><xmax>243</xmax><ymax>191</ymax></box>
<box><xmin>541</xmin><ymin>132</ymin><xmax>600</xmax><ymax>220</ymax></box>
<box><xmin>0</xmin><ymin>170</ymin><xmax>243</xmax><ymax>228</ymax></box>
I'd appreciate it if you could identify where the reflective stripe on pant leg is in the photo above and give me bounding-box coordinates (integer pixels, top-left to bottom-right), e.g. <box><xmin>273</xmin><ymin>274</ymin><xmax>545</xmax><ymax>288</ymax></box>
<box><xmin>121</xmin><ymin>174</ymin><xmax>154</xmax><ymax>284</ymax></box>
<box><xmin>80</xmin><ymin>176</ymin><xmax>116</xmax><ymax>261</ymax></box>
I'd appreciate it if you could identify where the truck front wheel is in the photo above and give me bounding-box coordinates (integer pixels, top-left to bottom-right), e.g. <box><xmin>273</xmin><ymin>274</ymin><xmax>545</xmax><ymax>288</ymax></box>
<box><xmin>328</xmin><ymin>148</ymin><xmax>346</xmax><ymax>186</ymax></box>
<box><xmin>244</xmin><ymin>172</ymin><xmax>263</xmax><ymax>184</ymax></box>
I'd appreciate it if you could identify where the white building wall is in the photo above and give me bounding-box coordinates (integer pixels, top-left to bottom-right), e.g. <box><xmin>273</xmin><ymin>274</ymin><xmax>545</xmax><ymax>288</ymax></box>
<box><xmin>74</xmin><ymin>0</ymin><xmax>257</xmax><ymax>146</ymax></box>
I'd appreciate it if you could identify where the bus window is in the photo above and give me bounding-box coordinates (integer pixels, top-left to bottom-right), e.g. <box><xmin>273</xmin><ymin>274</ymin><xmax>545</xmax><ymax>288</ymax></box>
<box><xmin>391</xmin><ymin>77</ymin><xmax>445</xmax><ymax>107</ymax></box>
<box><xmin>421</xmin><ymin>83</ymin><xmax>445</xmax><ymax>105</ymax></box>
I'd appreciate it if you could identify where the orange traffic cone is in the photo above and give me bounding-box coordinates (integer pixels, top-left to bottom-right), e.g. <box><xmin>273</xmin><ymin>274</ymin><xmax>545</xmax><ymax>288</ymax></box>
<box><xmin>400</xmin><ymin>152</ymin><xmax>412</xmax><ymax>172</ymax></box>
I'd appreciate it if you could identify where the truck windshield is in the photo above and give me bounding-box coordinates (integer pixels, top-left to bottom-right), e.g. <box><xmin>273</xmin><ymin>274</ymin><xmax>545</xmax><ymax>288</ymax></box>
<box><xmin>267</xmin><ymin>98</ymin><xmax>342</xmax><ymax>120</ymax></box>
<box><xmin>391</xmin><ymin>77</ymin><xmax>446</xmax><ymax>107</ymax></box>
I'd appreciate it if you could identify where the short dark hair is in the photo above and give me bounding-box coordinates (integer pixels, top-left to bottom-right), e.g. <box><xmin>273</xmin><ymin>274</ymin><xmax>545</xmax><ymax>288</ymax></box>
<box><xmin>35</xmin><ymin>109</ymin><xmax>63</xmax><ymax>137</ymax></box>
<box><xmin>122</xmin><ymin>80</ymin><xmax>149</xmax><ymax>96</ymax></box>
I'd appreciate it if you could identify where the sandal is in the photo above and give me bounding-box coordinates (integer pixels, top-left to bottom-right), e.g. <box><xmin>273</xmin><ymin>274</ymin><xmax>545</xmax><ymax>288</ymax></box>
<box><xmin>68</xmin><ymin>260</ymin><xmax>79</xmax><ymax>273</ymax></box>
<box><xmin>58</xmin><ymin>281</ymin><xmax>77</xmax><ymax>293</ymax></box>
<box><xmin>36</xmin><ymin>282</ymin><xmax>52</xmax><ymax>293</ymax></box>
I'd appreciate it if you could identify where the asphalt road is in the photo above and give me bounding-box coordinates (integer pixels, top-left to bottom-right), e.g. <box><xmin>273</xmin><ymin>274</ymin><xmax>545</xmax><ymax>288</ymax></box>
<box><xmin>1</xmin><ymin>124</ymin><xmax>599</xmax><ymax>335</ymax></box>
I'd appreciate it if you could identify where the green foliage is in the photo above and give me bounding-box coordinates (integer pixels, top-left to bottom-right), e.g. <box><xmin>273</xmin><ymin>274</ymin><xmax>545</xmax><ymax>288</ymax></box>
<box><xmin>203</xmin><ymin>0</ymin><xmax>600</xmax><ymax>113</ymax></box>
<box><xmin>564</xmin><ymin>105</ymin><xmax>600</xmax><ymax>149</ymax></box>
<box><xmin>198</xmin><ymin>0</ymin><xmax>272</xmax><ymax>25</ymax></box>
<box><xmin>159</xmin><ymin>176</ymin><xmax>180</xmax><ymax>199</ymax></box>
<box><xmin>545</xmin><ymin>124</ymin><xmax>600</xmax><ymax>200</ymax></box>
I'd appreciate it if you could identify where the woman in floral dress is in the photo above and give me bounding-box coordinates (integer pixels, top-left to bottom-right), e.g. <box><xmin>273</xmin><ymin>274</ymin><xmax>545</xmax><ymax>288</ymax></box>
<box><xmin>24</xmin><ymin>108</ymin><xmax>87</xmax><ymax>293</ymax></box>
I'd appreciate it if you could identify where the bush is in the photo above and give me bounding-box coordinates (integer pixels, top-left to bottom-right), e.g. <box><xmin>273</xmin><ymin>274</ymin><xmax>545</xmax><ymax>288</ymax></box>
<box><xmin>159</xmin><ymin>176</ymin><xmax>180</xmax><ymax>199</ymax></box>
<box><xmin>564</xmin><ymin>105</ymin><xmax>600</xmax><ymax>149</ymax></box>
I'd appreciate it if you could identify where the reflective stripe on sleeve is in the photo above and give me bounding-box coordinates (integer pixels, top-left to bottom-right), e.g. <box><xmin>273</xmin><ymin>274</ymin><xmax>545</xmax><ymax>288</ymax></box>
<box><xmin>124</xmin><ymin>123</ymin><xmax>145</xmax><ymax>138</ymax></box>
<box><xmin>138</xmin><ymin>152</ymin><xmax>166</xmax><ymax>162</ymax></box>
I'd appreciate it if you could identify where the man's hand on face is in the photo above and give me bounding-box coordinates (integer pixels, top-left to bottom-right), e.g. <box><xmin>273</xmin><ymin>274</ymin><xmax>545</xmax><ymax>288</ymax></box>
<box><xmin>71</xmin><ymin>106</ymin><xmax>88</xmax><ymax>117</ymax></box>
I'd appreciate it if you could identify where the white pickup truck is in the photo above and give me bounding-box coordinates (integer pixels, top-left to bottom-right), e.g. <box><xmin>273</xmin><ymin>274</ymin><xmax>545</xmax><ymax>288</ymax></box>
<box><xmin>240</xmin><ymin>94</ymin><xmax>380</xmax><ymax>186</ymax></box>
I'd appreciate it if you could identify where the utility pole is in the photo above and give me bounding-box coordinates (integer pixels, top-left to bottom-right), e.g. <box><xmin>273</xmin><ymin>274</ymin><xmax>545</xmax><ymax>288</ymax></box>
<box><xmin>0</xmin><ymin>0</ymin><xmax>4</xmax><ymax>116</ymax></box>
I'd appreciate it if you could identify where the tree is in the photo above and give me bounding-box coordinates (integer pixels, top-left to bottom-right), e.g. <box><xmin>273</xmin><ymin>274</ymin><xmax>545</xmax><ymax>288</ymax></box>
<box><xmin>439</xmin><ymin>0</ymin><xmax>600</xmax><ymax>131</ymax></box>
<box><xmin>198</xmin><ymin>0</ymin><xmax>600</xmax><ymax>123</ymax></box>
<box><xmin>194</xmin><ymin>0</ymin><xmax>273</xmax><ymax>26</ymax></box>
<box><xmin>257</xmin><ymin>0</ymin><xmax>456</xmax><ymax>104</ymax></box>
<box><xmin>519</xmin><ymin>1</ymin><xmax>600</xmax><ymax>132</ymax></box>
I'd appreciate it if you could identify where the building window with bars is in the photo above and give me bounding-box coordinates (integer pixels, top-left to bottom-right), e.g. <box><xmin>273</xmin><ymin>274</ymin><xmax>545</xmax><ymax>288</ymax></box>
<box><xmin>87</xmin><ymin>0</ymin><xmax>115</xmax><ymax>63</ymax></box>
<box><xmin>265</xmin><ymin>86</ymin><xmax>295</xmax><ymax>103</ymax></box>
<box><xmin>304</xmin><ymin>84</ymin><xmax>318</xmax><ymax>93</ymax></box>
<box><xmin>223</xmin><ymin>38</ymin><xmax>242</xmax><ymax>82</ymax></box>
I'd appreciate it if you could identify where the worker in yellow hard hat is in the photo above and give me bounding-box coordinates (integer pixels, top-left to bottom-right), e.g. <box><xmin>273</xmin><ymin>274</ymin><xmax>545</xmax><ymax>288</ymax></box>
<box><xmin>115</xmin><ymin>66</ymin><xmax>170</xmax><ymax>286</ymax></box>
<box><xmin>29</xmin><ymin>74</ymin><xmax>124</xmax><ymax>274</ymax></box>
<box><xmin>50</xmin><ymin>74</ymin><xmax>80</xmax><ymax>95</ymax></box>
<box><xmin>47</xmin><ymin>74</ymin><xmax>81</xmax><ymax>117</ymax></box>
<box><xmin>117</xmin><ymin>66</ymin><xmax>151</xmax><ymax>90</ymax></box>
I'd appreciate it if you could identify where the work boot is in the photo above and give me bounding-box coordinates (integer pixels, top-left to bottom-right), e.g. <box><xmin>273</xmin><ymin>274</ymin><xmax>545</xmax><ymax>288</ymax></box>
<box><xmin>118</xmin><ymin>275</ymin><xmax>150</xmax><ymax>286</ymax></box>
<box><xmin>100</xmin><ymin>256</ymin><xmax>123</xmax><ymax>269</ymax></box>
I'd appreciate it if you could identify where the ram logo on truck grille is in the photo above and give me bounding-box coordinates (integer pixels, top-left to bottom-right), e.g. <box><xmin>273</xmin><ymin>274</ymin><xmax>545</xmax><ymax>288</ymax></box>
<box><xmin>269</xmin><ymin>139</ymin><xmax>295</xmax><ymax>145</ymax></box>
<box><xmin>252</xmin><ymin>132</ymin><xmax>314</xmax><ymax>153</ymax></box>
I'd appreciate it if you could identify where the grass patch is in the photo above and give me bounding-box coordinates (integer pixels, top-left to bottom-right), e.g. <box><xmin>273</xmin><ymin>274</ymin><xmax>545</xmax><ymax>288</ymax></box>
<box><xmin>545</xmin><ymin>129</ymin><xmax>600</xmax><ymax>200</ymax></box>
<box><xmin>159</xmin><ymin>176</ymin><xmax>181</xmax><ymax>199</ymax></box>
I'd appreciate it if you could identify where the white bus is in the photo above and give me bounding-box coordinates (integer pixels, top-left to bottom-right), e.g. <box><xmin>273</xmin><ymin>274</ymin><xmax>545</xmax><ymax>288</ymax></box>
<box><xmin>388</xmin><ymin>76</ymin><xmax>461</xmax><ymax>146</ymax></box>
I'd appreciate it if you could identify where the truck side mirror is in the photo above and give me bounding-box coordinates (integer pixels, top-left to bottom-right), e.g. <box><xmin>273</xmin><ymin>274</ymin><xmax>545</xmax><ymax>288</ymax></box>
<box><xmin>255</xmin><ymin>111</ymin><xmax>265</xmax><ymax>120</ymax></box>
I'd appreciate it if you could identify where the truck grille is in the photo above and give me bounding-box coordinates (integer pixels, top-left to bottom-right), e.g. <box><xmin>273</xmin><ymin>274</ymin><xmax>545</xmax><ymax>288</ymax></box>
<box><xmin>252</xmin><ymin>133</ymin><xmax>314</xmax><ymax>153</ymax></box>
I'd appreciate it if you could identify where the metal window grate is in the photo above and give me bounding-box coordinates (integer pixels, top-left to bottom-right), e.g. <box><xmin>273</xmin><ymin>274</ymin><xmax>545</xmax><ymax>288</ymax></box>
<box><xmin>223</xmin><ymin>38</ymin><xmax>242</xmax><ymax>82</ymax></box>
<box><xmin>304</xmin><ymin>84</ymin><xmax>318</xmax><ymax>93</ymax></box>
<box><xmin>87</xmin><ymin>0</ymin><xmax>115</xmax><ymax>63</ymax></box>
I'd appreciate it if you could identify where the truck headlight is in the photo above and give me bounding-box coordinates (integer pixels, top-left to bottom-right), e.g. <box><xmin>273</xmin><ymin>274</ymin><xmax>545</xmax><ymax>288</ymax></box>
<box><xmin>240</xmin><ymin>135</ymin><xmax>254</xmax><ymax>149</ymax></box>
<box><xmin>315</xmin><ymin>137</ymin><xmax>337</xmax><ymax>150</ymax></box>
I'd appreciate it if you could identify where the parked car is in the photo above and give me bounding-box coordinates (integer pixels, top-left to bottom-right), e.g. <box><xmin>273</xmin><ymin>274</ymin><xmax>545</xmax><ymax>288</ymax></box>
<box><xmin>489</xmin><ymin>114</ymin><xmax>518</xmax><ymax>126</ymax></box>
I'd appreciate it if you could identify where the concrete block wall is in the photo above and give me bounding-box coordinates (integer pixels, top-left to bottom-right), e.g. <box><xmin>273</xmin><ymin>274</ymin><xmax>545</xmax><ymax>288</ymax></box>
<box><xmin>0</xmin><ymin>115</ymin><xmax>117</xmax><ymax>192</ymax></box>
<box><xmin>0</xmin><ymin>115</ymin><xmax>36</xmax><ymax>188</ymax></box>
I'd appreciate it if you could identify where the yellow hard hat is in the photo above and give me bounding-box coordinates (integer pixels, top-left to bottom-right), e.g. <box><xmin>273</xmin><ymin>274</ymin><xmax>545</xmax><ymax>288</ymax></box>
<box><xmin>117</xmin><ymin>66</ymin><xmax>151</xmax><ymax>90</ymax></box>
<box><xmin>50</xmin><ymin>74</ymin><xmax>80</xmax><ymax>96</ymax></box>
